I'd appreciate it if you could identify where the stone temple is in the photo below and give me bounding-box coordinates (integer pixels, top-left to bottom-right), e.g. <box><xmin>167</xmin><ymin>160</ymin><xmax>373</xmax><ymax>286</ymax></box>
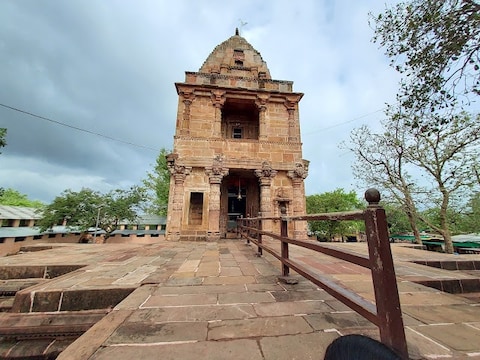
<box><xmin>165</xmin><ymin>29</ymin><xmax>309</xmax><ymax>242</ymax></box>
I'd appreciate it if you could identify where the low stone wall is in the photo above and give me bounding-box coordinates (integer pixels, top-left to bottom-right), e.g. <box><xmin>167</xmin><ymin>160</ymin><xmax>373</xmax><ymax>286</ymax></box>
<box><xmin>0</xmin><ymin>234</ymin><xmax>165</xmax><ymax>256</ymax></box>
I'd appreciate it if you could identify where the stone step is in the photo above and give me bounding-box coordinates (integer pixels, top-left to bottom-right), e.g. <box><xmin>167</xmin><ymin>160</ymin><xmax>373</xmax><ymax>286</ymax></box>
<box><xmin>0</xmin><ymin>310</ymin><xmax>109</xmax><ymax>359</ymax></box>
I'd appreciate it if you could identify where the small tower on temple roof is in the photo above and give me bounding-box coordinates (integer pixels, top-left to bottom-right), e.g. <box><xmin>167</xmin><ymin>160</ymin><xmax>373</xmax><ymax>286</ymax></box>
<box><xmin>166</xmin><ymin>30</ymin><xmax>309</xmax><ymax>241</ymax></box>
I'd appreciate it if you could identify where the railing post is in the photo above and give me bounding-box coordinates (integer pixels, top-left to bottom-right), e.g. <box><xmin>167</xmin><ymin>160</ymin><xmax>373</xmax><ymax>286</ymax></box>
<box><xmin>280</xmin><ymin>211</ymin><xmax>289</xmax><ymax>276</ymax></box>
<box><xmin>257</xmin><ymin>216</ymin><xmax>263</xmax><ymax>256</ymax></box>
<box><xmin>364</xmin><ymin>189</ymin><xmax>408</xmax><ymax>359</ymax></box>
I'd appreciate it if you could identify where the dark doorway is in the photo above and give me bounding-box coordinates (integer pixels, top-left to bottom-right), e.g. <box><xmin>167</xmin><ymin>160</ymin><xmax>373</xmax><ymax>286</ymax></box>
<box><xmin>227</xmin><ymin>186</ymin><xmax>246</xmax><ymax>231</ymax></box>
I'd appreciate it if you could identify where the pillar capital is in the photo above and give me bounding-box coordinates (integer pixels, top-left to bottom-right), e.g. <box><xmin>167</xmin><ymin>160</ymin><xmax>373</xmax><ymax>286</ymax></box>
<box><xmin>287</xmin><ymin>160</ymin><xmax>309</xmax><ymax>182</ymax></box>
<box><xmin>255</xmin><ymin>94</ymin><xmax>270</xmax><ymax>111</ymax></box>
<box><xmin>283</xmin><ymin>95</ymin><xmax>301</xmax><ymax>110</ymax></box>
<box><xmin>205</xmin><ymin>154</ymin><xmax>229</xmax><ymax>184</ymax></box>
<box><xmin>211</xmin><ymin>90</ymin><xmax>226</xmax><ymax>108</ymax></box>
<box><xmin>255</xmin><ymin>161</ymin><xmax>277</xmax><ymax>186</ymax></box>
<box><xmin>179</xmin><ymin>89</ymin><xmax>196</xmax><ymax>103</ymax></box>
<box><xmin>167</xmin><ymin>156</ymin><xmax>192</xmax><ymax>184</ymax></box>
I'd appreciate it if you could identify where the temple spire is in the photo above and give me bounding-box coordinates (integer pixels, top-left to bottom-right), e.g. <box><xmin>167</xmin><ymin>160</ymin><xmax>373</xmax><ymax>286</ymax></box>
<box><xmin>235</xmin><ymin>27</ymin><xmax>239</xmax><ymax>36</ymax></box>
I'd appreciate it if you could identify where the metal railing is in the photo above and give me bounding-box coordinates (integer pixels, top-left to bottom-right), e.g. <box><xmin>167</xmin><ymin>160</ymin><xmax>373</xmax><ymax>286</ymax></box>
<box><xmin>237</xmin><ymin>189</ymin><xmax>408</xmax><ymax>359</ymax></box>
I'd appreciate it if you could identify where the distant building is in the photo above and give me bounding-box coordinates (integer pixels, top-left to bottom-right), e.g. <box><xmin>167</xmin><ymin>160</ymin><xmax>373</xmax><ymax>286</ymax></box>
<box><xmin>166</xmin><ymin>29</ymin><xmax>309</xmax><ymax>241</ymax></box>
<box><xmin>0</xmin><ymin>205</ymin><xmax>165</xmax><ymax>255</ymax></box>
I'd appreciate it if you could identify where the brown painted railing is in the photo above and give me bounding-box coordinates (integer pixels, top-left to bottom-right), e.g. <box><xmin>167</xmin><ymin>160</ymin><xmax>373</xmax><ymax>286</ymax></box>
<box><xmin>237</xmin><ymin>189</ymin><xmax>408</xmax><ymax>359</ymax></box>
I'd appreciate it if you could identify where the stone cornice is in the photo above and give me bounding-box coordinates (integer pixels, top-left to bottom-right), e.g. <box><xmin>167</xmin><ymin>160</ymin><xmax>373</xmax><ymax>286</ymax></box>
<box><xmin>175</xmin><ymin>82</ymin><xmax>303</xmax><ymax>100</ymax></box>
<box><xmin>185</xmin><ymin>71</ymin><xmax>293</xmax><ymax>85</ymax></box>
<box><xmin>173</xmin><ymin>136</ymin><xmax>302</xmax><ymax>146</ymax></box>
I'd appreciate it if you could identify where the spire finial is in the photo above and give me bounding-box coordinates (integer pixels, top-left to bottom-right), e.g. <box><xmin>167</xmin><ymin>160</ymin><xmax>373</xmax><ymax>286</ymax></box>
<box><xmin>235</xmin><ymin>27</ymin><xmax>239</xmax><ymax>36</ymax></box>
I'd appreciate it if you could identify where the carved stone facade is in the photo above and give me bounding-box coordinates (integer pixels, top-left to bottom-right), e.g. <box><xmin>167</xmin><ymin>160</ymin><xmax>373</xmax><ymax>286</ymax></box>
<box><xmin>165</xmin><ymin>30</ymin><xmax>309</xmax><ymax>241</ymax></box>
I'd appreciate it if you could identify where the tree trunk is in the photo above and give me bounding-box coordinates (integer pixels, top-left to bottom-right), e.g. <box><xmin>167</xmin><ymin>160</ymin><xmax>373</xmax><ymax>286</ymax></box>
<box><xmin>439</xmin><ymin>188</ymin><xmax>454</xmax><ymax>254</ymax></box>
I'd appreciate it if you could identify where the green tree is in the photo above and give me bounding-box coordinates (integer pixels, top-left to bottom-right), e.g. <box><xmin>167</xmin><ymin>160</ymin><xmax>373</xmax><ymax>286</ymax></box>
<box><xmin>0</xmin><ymin>128</ymin><xmax>6</xmax><ymax>153</ymax></box>
<box><xmin>457</xmin><ymin>192</ymin><xmax>480</xmax><ymax>233</ymax></box>
<box><xmin>306</xmin><ymin>189</ymin><xmax>364</xmax><ymax>241</ymax></box>
<box><xmin>406</xmin><ymin>112</ymin><xmax>480</xmax><ymax>253</ymax></box>
<box><xmin>0</xmin><ymin>188</ymin><xmax>43</xmax><ymax>208</ymax></box>
<box><xmin>38</xmin><ymin>186</ymin><xmax>146</xmax><ymax>240</ymax></box>
<box><xmin>344</xmin><ymin>114</ymin><xmax>423</xmax><ymax>243</ymax></box>
<box><xmin>142</xmin><ymin>148</ymin><xmax>170</xmax><ymax>216</ymax></box>
<box><xmin>371</xmin><ymin>0</ymin><xmax>480</xmax><ymax>125</ymax></box>
<box><xmin>382</xmin><ymin>201</ymin><xmax>415</xmax><ymax>235</ymax></box>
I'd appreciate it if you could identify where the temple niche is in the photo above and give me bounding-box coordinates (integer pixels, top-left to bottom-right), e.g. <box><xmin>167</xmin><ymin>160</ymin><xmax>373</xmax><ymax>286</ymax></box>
<box><xmin>165</xmin><ymin>29</ymin><xmax>309</xmax><ymax>241</ymax></box>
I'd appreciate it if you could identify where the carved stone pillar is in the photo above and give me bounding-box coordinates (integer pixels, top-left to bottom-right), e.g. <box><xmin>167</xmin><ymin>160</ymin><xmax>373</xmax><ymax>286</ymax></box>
<box><xmin>211</xmin><ymin>90</ymin><xmax>225</xmax><ymax>138</ymax></box>
<box><xmin>179</xmin><ymin>90</ymin><xmax>195</xmax><ymax>136</ymax></box>
<box><xmin>205</xmin><ymin>155</ymin><xmax>229</xmax><ymax>241</ymax></box>
<box><xmin>288</xmin><ymin>160</ymin><xmax>309</xmax><ymax>239</ymax></box>
<box><xmin>284</xmin><ymin>96</ymin><xmax>300</xmax><ymax>142</ymax></box>
<box><xmin>256</xmin><ymin>94</ymin><xmax>269</xmax><ymax>141</ymax></box>
<box><xmin>166</xmin><ymin>161</ymin><xmax>191</xmax><ymax>241</ymax></box>
<box><xmin>255</xmin><ymin>161</ymin><xmax>277</xmax><ymax>235</ymax></box>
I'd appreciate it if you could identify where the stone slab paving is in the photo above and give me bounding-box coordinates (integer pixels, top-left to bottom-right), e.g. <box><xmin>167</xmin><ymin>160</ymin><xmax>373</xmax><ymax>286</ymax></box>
<box><xmin>1</xmin><ymin>239</ymin><xmax>480</xmax><ymax>359</ymax></box>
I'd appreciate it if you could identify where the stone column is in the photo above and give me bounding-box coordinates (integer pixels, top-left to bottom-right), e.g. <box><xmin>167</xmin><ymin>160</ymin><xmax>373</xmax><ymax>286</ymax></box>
<box><xmin>256</xmin><ymin>94</ymin><xmax>269</xmax><ymax>141</ymax></box>
<box><xmin>284</xmin><ymin>95</ymin><xmax>300</xmax><ymax>142</ymax></box>
<box><xmin>255</xmin><ymin>161</ymin><xmax>277</xmax><ymax>234</ymax></box>
<box><xmin>211</xmin><ymin>90</ymin><xmax>225</xmax><ymax>138</ymax></box>
<box><xmin>166</xmin><ymin>162</ymin><xmax>191</xmax><ymax>241</ymax></box>
<box><xmin>205</xmin><ymin>155</ymin><xmax>229</xmax><ymax>241</ymax></box>
<box><xmin>179</xmin><ymin>90</ymin><xmax>195</xmax><ymax>136</ymax></box>
<box><xmin>288</xmin><ymin>160</ymin><xmax>309</xmax><ymax>239</ymax></box>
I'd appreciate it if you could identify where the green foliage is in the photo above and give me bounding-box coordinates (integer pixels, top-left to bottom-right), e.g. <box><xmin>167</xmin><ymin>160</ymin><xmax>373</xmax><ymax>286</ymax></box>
<box><xmin>306</xmin><ymin>189</ymin><xmax>364</xmax><ymax>240</ymax></box>
<box><xmin>0</xmin><ymin>188</ymin><xmax>43</xmax><ymax>208</ymax></box>
<box><xmin>142</xmin><ymin>148</ymin><xmax>170</xmax><ymax>216</ymax></box>
<box><xmin>456</xmin><ymin>192</ymin><xmax>480</xmax><ymax>233</ymax></box>
<box><xmin>371</xmin><ymin>0</ymin><xmax>480</xmax><ymax>123</ymax></box>
<box><xmin>382</xmin><ymin>202</ymin><xmax>415</xmax><ymax>235</ymax></box>
<box><xmin>0</xmin><ymin>128</ymin><xmax>6</xmax><ymax>153</ymax></box>
<box><xmin>37</xmin><ymin>186</ymin><xmax>147</xmax><ymax>238</ymax></box>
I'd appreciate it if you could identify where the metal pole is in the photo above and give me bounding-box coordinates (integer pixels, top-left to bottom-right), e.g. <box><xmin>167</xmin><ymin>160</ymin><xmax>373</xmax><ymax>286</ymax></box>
<box><xmin>93</xmin><ymin>206</ymin><xmax>101</xmax><ymax>243</ymax></box>
<box><xmin>364</xmin><ymin>189</ymin><xmax>408</xmax><ymax>359</ymax></box>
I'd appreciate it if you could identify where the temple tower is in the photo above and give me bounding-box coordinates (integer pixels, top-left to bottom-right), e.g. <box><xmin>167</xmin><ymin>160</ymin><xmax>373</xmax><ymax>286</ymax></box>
<box><xmin>166</xmin><ymin>29</ymin><xmax>309</xmax><ymax>241</ymax></box>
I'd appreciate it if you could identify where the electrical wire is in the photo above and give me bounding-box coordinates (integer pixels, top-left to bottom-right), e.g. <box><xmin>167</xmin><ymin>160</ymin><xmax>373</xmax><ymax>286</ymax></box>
<box><xmin>0</xmin><ymin>102</ymin><xmax>159</xmax><ymax>152</ymax></box>
<box><xmin>303</xmin><ymin>108</ymin><xmax>385</xmax><ymax>136</ymax></box>
<box><xmin>1</xmin><ymin>101</ymin><xmax>385</xmax><ymax>145</ymax></box>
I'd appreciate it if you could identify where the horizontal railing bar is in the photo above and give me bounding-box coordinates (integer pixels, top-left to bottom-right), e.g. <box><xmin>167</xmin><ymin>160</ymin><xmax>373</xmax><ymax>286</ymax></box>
<box><xmin>238</xmin><ymin>210</ymin><xmax>365</xmax><ymax>223</ymax></box>
<box><xmin>241</xmin><ymin>229</ymin><xmax>370</xmax><ymax>269</ymax></box>
<box><xmin>247</xmin><ymin>236</ymin><xmax>378</xmax><ymax>325</ymax></box>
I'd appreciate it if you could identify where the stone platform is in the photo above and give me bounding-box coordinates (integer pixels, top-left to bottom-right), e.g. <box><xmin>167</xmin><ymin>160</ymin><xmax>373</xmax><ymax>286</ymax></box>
<box><xmin>0</xmin><ymin>239</ymin><xmax>479</xmax><ymax>359</ymax></box>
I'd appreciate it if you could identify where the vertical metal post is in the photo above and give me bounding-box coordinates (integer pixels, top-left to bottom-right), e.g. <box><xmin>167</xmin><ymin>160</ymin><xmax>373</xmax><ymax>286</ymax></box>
<box><xmin>281</xmin><ymin>217</ymin><xmax>289</xmax><ymax>276</ymax></box>
<box><xmin>93</xmin><ymin>205</ymin><xmax>102</xmax><ymax>243</ymax></box>
<box><xmin>258</xmin><ymin>217</ymin><xmax>263</xmax><ymax>256</ymax></box>
<box><xmin>364</xmin><ymin>189</ymin><xmax>408</xmax><ymax>359</ymax></box>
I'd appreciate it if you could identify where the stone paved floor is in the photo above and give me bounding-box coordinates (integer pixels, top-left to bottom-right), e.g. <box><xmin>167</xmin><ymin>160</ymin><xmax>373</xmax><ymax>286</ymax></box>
<box><xmin>1</xmin><ymin>239</ymin><xmax>480</xmax><ymax>359</ymax></box>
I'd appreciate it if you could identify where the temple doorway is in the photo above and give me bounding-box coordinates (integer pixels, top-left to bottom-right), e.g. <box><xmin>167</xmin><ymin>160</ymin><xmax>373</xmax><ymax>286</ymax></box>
<box><xmin>221</xmin><ymin>171</ymin><xmax>259</xmax><ymax>238</ymax></box>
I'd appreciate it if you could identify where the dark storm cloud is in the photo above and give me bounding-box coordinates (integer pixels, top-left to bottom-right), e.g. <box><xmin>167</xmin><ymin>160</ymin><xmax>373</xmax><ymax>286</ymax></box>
<box><xmin>0</xmin><ymin>0</ymin><xmax>400</xmax><ymax>202</ymax></box>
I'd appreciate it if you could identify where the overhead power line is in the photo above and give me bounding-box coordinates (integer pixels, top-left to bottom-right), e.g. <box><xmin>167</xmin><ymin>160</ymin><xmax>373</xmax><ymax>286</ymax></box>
<box><xmin>303</xmin><ymin>108</ymin><xmax>385</xmax><ymax>136</ymax></box>
<box><xmin>1</xmin><ymin>101</ymin><xmax>386</xmax><ymax>146</ymax></box>
<box><xmin>0</xmin><ymin>102</ymin><xmax>159</xmax><ymax>152</ymax></box>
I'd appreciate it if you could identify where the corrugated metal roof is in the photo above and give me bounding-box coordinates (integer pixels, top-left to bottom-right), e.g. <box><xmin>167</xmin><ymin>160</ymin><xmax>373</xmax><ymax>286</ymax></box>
<box><xmin>118</xmin><ymin>214</ymin><xmax>166</xmax><ymax>225</ymax></box>
<box><xmin>0</xmin><ymin>205</ymin><xmax>43</xmax><ymax>220</ymax></box>
<box><xmin>452</xmin><ymin>234</ymin><xmax>480</xmax><ymax>243</ymax></box>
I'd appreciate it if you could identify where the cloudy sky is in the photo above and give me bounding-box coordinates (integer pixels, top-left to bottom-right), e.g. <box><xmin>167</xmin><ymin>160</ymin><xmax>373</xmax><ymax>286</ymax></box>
<box><xmin>0</xmin><ymin>0</ymin><xmax>401</xmax><ymax>204</ymax></box>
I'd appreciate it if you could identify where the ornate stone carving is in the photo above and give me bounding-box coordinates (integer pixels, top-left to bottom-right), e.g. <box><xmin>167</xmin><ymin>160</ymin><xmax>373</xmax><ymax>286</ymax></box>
<box><xmin>283</xmin><ymin>96</ymin><xmax>298</xmax><ymax>111</ymax></box>
<box><xmin>255</xmin><ymin>94</ymin><xmax>270</xmax><ymax>111</ymax></box>
<box><xmin>255</xmin><ymin>161</ymin><xmax>277</xmax><ymax>186</ymax></box>
<box><xmin>180</xmin><ymin>89</ymin><xmax>196</xmax><ymax>104</ymax></box>
<box><xmin>288</xmin><ymin>160</ymin><xmax>309</xmax><ymax>181</ymax></box>
<box><xmin>167</xmin><ymin>155</ymin><xmax>192</xmax><ymax>184</ymax></box>
<box><xmin>205</xmin><ymin>154</ymin><xmax>229</xmax><ymax>184</ymax></box>
<box><xmin>211</xmin><ymin>90</ymin><xmax>226</xmax><ymax>108</ymax></box>
<box><xmin>275</xmin><ymin>187</ymin><xmax>292</xmax><ymax>200</ymax></box>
